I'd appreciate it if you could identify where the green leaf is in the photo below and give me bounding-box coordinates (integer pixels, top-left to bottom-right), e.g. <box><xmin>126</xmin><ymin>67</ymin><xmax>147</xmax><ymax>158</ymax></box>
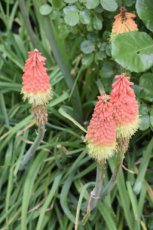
<box><xmin>64</xmin><ymin>0</ymin><xmax>77</xmax><ymax>3</ymax></box>
<box><xmin>64</xmin><ymin>6</ymin><xmax>79</xmax><ymax>26</ymax></box>
<box><xmin>21</xmin><ymin>152</ymin><xmax>48</xmax><ymax>230</ymax></box>
<box><xmin>80</xmin><ymin>10</ymin><xmax>91</xmax><ymax>25</ymax></box>
<box><xmin>126</xmin><ymin>182</ymin><xmax>140</xmax><ymax>230</ymax></box>
<box><xmin>112</xmin><ymin>32</ymin><xmax>153</xmax><ymax>72</ymax></box>
<box><xmin>116</xmin><ymin>170</ymin><xmax>133</xmax><ymax>229</ymax></box>
<box><xmin>139</xmin><ymin>104</ymin><xmax>150</xmax><ymax>131</ymax></box>
<box><xmin>50</xmin><ymin>0</ymin><xmax>63</xmax><ymax>8</ymax></box>
<box><xmin>100</xmin><ymin>0</ymin><xmax>118</xmax><ymax>11</ymax></box>
<box><xmin>139</xmin><ymin>73</ymin><xmax>153</xmax><ymax>101</ymax></box>
<box><xmin>150</xmin><ymin>107</ymin><xmax>153</xmax><ymax>128</ymax></box>
<box><xmin>98</xmin><ymin>202</ymin><xmax>117</xmax><ymax>230</ymax></box>
<box><xmin>140</xmin><ymin>115</ymin><xmax>150</xmax><ymax>131</ymax></box>
<box><xmin>80</xmin><ymin>40</ymin><xmax>95</xmax><ymax>54</ymax></box>
<box><xmin>60</xmin><ymin>173</ymin><xmax>76</xmax><ymax>223</ymax></box>
<box><xmin>41</xmin><ymin>16</ymin><xmax>83</xmax><ymax>122</ymax></box>
<box><xmin>139</xmin><ymin>73</ymin><xmax>153</xmax><ymax>91</ymax></box>
<box><xmin>100</xmin><ymin>61</ymin><xmax>115</xmax><ymax>78</ymax></box>
<box><xmin>93</xmin><ymin>15</ymin><xmax>103</xmax><ymax>30</ymax></box>
<box><xmin>136</xmin><ymin>0</ymin><xmax>153</xmax><ymax>32</ymax></box>
<box><xmin>82</xmin><ymin>0</ymin><xmax>99</xmax><ymax>9</ymax></box>
<box><xmin>82</xmin><ymin>54</ymin><xmax>94</xmax><ymax>67</ymax></box>
<box><xmin>39</xmin><ymin>4</ymin><xmax>52</xmax><ymax>15</ymax></box>
<box><xmin>36</xmin><ymin>173</ymin><xmax>63</xmax><ymax>230</ymax></box>
<box><xmin>140</xmin><ymin>104</ymin><xmax>149</xmax><ymax>116</ymax></box>
<box><xmin>58</xmin><ymin>107</ymin><xmax>87</xmax><ymax>133</ymax></box>
<box><xmin>75</xmin><ymin>182</ymin><xmax>95</xmax><ymax>229</ymax></box>
<box><xmin>121</xmin><ymin>0</ymin><xmax>135</xmax><ymax>7</ymax></box>
<box><xmin>95</xmin><ymin>50</ymin><xmax>106</xmax><ymax>61</ymax></box>
<box><xmin>134</xmin><ymin>138</ymin><xmax>153</xmax><ymax>194</ymax></box>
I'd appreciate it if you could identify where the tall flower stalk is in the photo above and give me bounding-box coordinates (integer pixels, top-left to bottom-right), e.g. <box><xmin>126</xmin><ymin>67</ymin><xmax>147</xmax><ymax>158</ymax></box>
<box><xmin>84</xmin><ymin>74</ymin><xmax>140</xmax><ymax>216</ymax></box>
<box><xmin>19</xmin><ymin>49</ymin><xmax>52</xmax><ymax>170</ymax></box>
<box><xmin>85</xmin><ymin>94</ymin><xmax>116</xmax><ymax>215</ymax></box>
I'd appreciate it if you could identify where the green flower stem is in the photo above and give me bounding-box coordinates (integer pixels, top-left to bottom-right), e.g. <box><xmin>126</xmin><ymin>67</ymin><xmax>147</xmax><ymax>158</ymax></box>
<box><xmin>19</xmin><ymin>0</ymin><xmax>38</xmax><ymax>48</ymax></box>
<box><xmin>84</xmin><ymin>151</ymin><xmax>124</xmax><ymax>220</ymax></box>
<box><xmin>19</xmin><ymin>127</ymin><xmax>45</xmax><ymax>171</ymax></box>
<box><xmin>87</xmin><ymin>160</ymin><xmax>106</xmax><ymax>213</ymax></box>
<box><xmin>101</xmin><ymin>151</ymin><xmax>124</xmax><ymax>198</ymax></box>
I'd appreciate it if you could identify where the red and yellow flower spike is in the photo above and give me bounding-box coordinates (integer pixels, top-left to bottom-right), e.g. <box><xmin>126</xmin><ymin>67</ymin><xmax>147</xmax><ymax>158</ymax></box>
<box><xmin>86</xmin><ymin>95</ymin><xmax>116</xmax><ymax>162</ymax></box>
<box><xmin>21</xmin><ymin>49</ymin><xmax>52</xmax><ymax>127</ymax></box>
<box><xmin>21</xmin><ymin>49</ymin><xmax>52</xmax><ymax>106</ymax></box>
<box><xmin>112</xmin><ymin>7</ymin><xmax>138</xmax><ymax>35</ymax></box>
<box><xmin>111</xmin><ymin>74</ymin><xmax>140</xmax><ymax>139</ymax></box>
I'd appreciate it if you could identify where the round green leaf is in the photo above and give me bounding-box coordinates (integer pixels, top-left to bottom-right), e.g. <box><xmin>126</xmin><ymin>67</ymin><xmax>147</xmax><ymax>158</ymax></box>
<box><xmin>139</xmin><ymin>104</ymin><xmax>150</xmax><ymax>130</ymax></box>
<box><xmin>82</xmin><ymin>0</ymin><xmax>99</xmax><ymax>9</ymax></box>
<box><xmin>80</xmin><ymin>40</ymin><xmax>95</xmax><ymax>54</ymax></box>
<box><xmin>64</xmin><ymin>6</ymin><xmax>79</xmax><ymax>26</ymax></box>
<box><xmin>40</xmin><ymin>4</ymin><xmax>52</xmax><ymax>15</ymax></box>
<box><xmin>112</xmin><ymin>32</ymin><xmax>153</xmax><ymax>72</ymax></box>
<box><xmin>80</xmin><ymin>10</ymin><xmax>91</xmax><ymax>25</ymax></box>
<box><xmin>140</xmin><ymin>104</ymin><xmax>148</xmax><ymax>115</ymax></box>
<box><xmin>100</xmin><ymin>0</ymin><xmax>118</xmax><ymax>11</ymax></box>
<box><xmin>140</xmin><ymin>115</ymin><xmax>150</xmax><ymax>130</ymax></box>
<box><xmin>93</xmin><ymin>15</ymin><xmax>103</xmax><ymax>30</ymax></box>
<box><xmin>139</xmin><ymin>73</ymin><xmax>153</xmax><ymax>101</ymax></box>
<box><xmin>95</xmin><ymin>51</ymin><xmax>106</xmax><ymax>61</ymax></box>
<box><xmin>136</xmin><ymin>0</ymin><xmax>153</xmax><ymax>32</ymax></box>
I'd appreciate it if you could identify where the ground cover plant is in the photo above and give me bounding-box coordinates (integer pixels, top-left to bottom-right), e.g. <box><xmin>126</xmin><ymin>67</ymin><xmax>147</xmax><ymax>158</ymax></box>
<box><xmin>0</xmin><ymin>0</ymin><xmax>153</xmax><ymax>229</ymax></box>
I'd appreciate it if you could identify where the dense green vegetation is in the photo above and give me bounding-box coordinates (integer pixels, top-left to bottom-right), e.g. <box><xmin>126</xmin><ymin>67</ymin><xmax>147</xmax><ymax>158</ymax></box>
<box><xmin>0</xmin><ymin>0</ymin><xmax>153</xmax><ymax>229</ymax></box>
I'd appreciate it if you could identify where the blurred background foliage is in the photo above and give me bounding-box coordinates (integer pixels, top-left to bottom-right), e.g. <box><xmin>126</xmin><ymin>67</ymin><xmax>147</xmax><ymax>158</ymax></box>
<box><xmin>0</xmin><ymin>0</ymin><xmax>153</xmax><ymax>229</ymax></box>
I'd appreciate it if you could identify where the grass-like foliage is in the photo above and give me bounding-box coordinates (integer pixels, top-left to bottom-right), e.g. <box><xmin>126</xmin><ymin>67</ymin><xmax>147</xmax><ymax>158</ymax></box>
<box><xmin>0</xmin><ymin>0</ymin><xmax>153</xmax><ymax>229</ymax></box>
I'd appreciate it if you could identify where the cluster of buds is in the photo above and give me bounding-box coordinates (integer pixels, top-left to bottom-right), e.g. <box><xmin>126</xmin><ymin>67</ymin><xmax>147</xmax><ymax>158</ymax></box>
<box><xmin>21</xmin><ymin>49</ymin><xmax>53</xmax><ymax>128</ymax></box>
<box><xmin>86</xmin><ymin>74</ymin><xmax>140</xmax><ymax>162</ymax></box>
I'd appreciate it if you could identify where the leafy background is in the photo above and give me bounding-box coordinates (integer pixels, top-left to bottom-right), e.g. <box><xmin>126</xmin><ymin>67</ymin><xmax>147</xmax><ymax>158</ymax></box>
<box><xmin>0</xmin><ymin>0</ymin><xmax>153</xmax><ymax>229</ymax></box>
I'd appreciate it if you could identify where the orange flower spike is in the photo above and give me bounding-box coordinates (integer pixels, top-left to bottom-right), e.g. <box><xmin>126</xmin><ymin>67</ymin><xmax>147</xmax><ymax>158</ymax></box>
<box><xmin>111</xmin><ymin>74</ymin><xmax>140</xmax><ymax>139</ymax></box>
<box><xmin>21</xmin><ymin>49</ymin><xmax>52</xmax><ymax>106</ymax></box>
<box><xmin>111</xmin><ymin>74</ymin><xmax>135</xmax><ymax>97</ymax></box>
<box><xmin>86</xmin><ymin>95</ymin><xmax>116</xmax><ymax>162</ymax></box>
<box><xmin>21</xmin><ymin>49</ymin><xmax>53</xmax><ymax>127</ymax></box>
<box><xmin>112</xmin><ymin>7</ymin><xmax>138</xmax><ymax>35</ymax></box>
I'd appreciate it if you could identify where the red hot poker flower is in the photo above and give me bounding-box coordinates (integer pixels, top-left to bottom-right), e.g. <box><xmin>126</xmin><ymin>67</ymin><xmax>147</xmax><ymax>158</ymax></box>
<box><xmin>86</xmin><ymin>95</ymin><xmax>116</xmax><ymax>162</ymax></box>
<box><xmin>21</xmin><ymin>49</ymin><xmax>53</xmax><ymax>127</ymax></box>
<box><xmin>112</xmin><ymin>7</ymin><xmax>138</xmax><ymax>35</ymax></box>
<box><xmin>21</xmin><ymin>49</ymin><xmax>52</xmax><ymax>106</ymax></box>
<box><xmin>111</xmin><ymin>74</ymin><xmax>139</xmax><ymax>139</ymax></box>
<box><xmin>111</xmin><ymin>74</ymin><xmax>134</xmax><ymax>97</ymax></box>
